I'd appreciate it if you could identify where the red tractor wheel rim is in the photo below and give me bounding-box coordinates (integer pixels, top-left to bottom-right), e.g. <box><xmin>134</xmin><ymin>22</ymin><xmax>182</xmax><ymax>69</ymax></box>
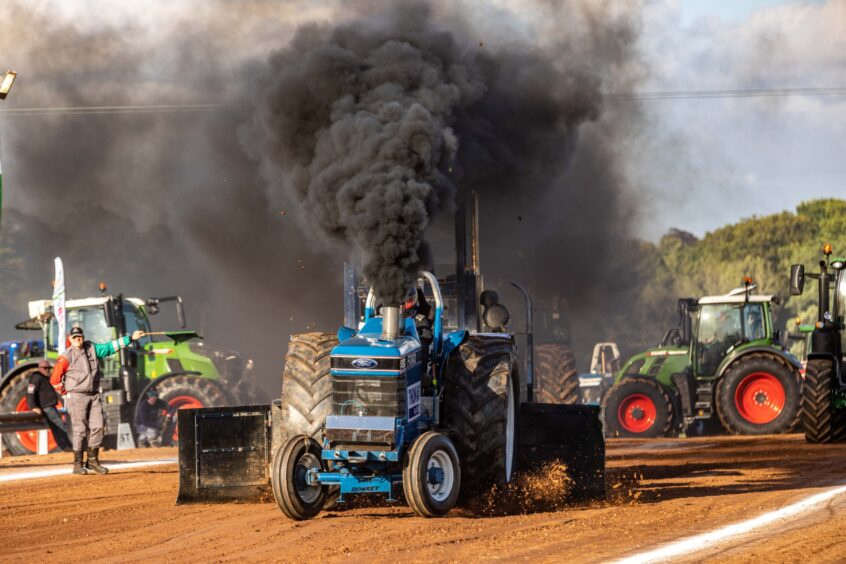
<box><xmin>166</xmin><ymin>395</ymin><xmax>206</xmax><ymax>441</ymax></box>
<box><xmin>14</xmin><ymin>397</ymin><xmax>58</xmax><ymax>453</ymax></box>
<box><xmin>734</xmin><ymin>371</ymin><xmax>785</xmax><ymax>424</ymax></box>
<box><xmin>618</xmin><ymin>393</ymin><xmax>657</xmax><ymax>434</ymax></box>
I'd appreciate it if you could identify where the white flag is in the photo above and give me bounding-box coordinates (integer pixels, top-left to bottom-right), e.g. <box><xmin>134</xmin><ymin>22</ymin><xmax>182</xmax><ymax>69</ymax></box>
<box><xmin>53</xmin><ymin>257</ymin><xmax>66</xmax><ymax>354</ymax></box>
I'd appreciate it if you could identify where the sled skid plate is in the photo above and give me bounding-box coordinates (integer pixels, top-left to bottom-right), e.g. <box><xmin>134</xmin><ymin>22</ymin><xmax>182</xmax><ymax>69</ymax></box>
<box><xmin>176</xmin><ymin>405</ymin><xmax>272</xmax><ymax>504</ymax></box>
<box><xmin>517</xmin><ymin>402</ymin><xmax>606</xmax><ymax>502</ymax></box>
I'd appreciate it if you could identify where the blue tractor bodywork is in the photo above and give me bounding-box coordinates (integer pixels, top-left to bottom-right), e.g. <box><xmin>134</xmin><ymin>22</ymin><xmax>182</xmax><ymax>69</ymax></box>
<box><xmin>318</xmin><ymin>274</ymin><xmax>457</xmax><ymax>502</ymax></box>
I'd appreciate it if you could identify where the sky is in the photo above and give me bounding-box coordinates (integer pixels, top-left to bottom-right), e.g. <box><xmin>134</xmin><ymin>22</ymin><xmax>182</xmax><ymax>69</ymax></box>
<box><xmin>1</xmin><ymin>0</ymin><xmax>842</xmax><ymax>242</ymax></box>
<box><xmin>630</xmin><ymin>0</ymin><xmax>845</xmax><ymax>239</ymax></box>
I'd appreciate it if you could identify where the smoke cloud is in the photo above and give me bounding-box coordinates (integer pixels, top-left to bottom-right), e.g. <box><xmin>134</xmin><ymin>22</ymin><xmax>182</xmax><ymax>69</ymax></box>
<box><xmin>0</xmin><ymin>0</ymin><xmax>645</xmax><ymax>381</ymax></box>
<box><xmin>242</xmin><ymin>1</ymin><xmax>638</xmax><ymax>305</ymax></box>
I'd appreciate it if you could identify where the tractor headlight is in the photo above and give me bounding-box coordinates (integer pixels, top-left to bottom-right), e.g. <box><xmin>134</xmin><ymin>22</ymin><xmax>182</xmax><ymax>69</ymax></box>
<box><xmin>831</xmin><ymin>260</ymin><xmax>845</xmax><ymax>270</ymax></box>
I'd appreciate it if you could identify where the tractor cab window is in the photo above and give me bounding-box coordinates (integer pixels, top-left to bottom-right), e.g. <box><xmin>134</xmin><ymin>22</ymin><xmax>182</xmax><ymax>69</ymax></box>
<box><xmin>47</xmin><ymin>307</ymin><xmax>112</xmax><ymax>351</ymax></box>
<box><xmin>742</xmin><ymin>303</ymin><xmax>766</xmax><ymax>341</ymax></box>
<box><xmin>695</xmin><ymin>304</ymin><xmax>742</xmax><ymax>376</ymax></box>
<box><xmin>123</xmin><ymin>302</ymin><xmax>152</xmax><ymax>347</ymax></box>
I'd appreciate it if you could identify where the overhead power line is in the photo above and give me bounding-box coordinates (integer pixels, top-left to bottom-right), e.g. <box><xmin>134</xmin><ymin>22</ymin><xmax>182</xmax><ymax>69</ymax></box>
<box><xmin>606</xmin><ymin>87</ymin><xmax>846</xmax><ymax>101</ymax></box>
<box><xmin>0</xmin><ymin>87</ymin><xmax>843</xmax><ymax>118</ymax></box>
<box><xmin>0</xmin><ymin>103</ymin><xmax>220</xmax><ymax>117</ymax></box>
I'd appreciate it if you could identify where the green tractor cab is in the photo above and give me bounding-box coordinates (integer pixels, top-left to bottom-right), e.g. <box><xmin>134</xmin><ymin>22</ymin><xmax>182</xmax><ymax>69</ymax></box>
<box><xmin>603</xmin><ymin>281</ymin><xmax>803</xmax><ymax>438</ymax></box>
<box><xmin>0</xmin><ymin>292</ymin><xmax>264</xmax><ymax>455</ymax></box>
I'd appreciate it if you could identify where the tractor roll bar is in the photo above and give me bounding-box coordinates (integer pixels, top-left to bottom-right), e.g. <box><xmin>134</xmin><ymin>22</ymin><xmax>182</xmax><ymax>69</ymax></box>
<box><xmin>362</xmin><ymin>272</ymin><xmax>443</xmax><ymax>354</ymax></box>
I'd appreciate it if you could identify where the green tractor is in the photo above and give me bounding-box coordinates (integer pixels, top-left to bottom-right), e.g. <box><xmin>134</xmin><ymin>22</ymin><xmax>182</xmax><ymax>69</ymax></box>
<box><xmin>602</xmin><ymin>281</ymin><xmax>803</xmax><ymax>438</ymax></box>
<box><xmin>789</xmin><ymin>244</ymin><xmax>846</xmax><ymax>443</ymax></box>
<box><xmin>0</xmin><ymin>288</ymin><xmax>264</xmax><ymax>455</ymax></box>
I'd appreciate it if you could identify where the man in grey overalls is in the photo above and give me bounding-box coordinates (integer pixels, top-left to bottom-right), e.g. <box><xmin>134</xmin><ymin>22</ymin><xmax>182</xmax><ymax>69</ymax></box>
<box><xmin>51</xmin><ymin>325</ymin><xmax>144</xmax><ymax>475</ymax></box>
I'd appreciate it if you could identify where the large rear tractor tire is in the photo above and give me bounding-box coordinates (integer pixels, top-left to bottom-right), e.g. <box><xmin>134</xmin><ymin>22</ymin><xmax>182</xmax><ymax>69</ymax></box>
<box><xmin>280</xmin><ymin>332</ymin><xmax>338</xmax><ymax>440</ymax></box>
<box><xmin>602</xmin><ymin>377</ymin><xmax>678</xmax><ymax>438</ymax></box>
<box><xmin>801</xmin><ymin>358</ymin><xmax>846</xmax><ymax>444</ymax></box>
<box><xmin>271</xmin><ymin>435</ymin><xmax>327</xmax><ymax>520</ymax></box>
<box><xmin>0</xmin><ymin>368</ymin><xmax>64</xmax><ymax>455</ymax></box>
<box><xmin>533</xmin><ymin>343</ymin><xmax>579</xmax><ymax>404</ymax></box>
<box><xmin>716</xmin><ymin>353</ymin><xmax>801</xmax><ymax>435</ymax></box>
<box><xmin>443</xmin><ymin>336</ymin><xmax>518</xmax><ymax>496</ymax></box>
<box><xmin>403</xmin><ymin>431</ymin><xmax>461</xmax><ymax>518</ymax></box>
<box><xmin>156</xmin><ymin>375</ymin><xmax>228</xmax><ymax>444</ymax></box>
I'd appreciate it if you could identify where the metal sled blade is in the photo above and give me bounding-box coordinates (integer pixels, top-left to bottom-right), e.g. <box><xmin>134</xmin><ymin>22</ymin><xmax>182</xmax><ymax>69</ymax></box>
<box><xmin>517</xmin><ymin>403</ymin><xmax>606</xmax><ymax>502</ymax></box>
<box><xmin>176</xmin><ymin>405</ymin><xmax>272</xmax><ymax>504</ymax></box>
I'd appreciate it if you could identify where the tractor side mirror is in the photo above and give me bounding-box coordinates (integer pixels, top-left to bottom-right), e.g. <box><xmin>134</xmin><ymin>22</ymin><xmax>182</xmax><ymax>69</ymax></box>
<box><xmin>176</xmin><ymin>298</ymin><xmax>187</xmax><ymax>328</ymax></box>
<box><xmin>103</xmin><ymin>299</ymin><xmax>116</xmax><ymax>328</ymax></box>
<box><xmin>789</xmin><ymin>264</ymin><xmax>805</xmax><ymax>295</ymax></box>
<box><xmin>482</xmin><ymin>303</ymin><xmax>510</xmax><ymax>332</ymax></box>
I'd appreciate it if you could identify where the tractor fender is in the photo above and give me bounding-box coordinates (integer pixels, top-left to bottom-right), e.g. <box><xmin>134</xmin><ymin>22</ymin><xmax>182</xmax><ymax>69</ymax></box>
<box><xmin>716</xmin><ymin>346</ymin><xmax>802</xmax><ymax>380</ymax></box>
<box><xmin>134</xmin><ymin>371</ymin><xmax>234</xmax><ymax>426</ymax></box>
<box><xmin>336</xmin><ymin>325</ymin><xmax>356</xmax><ymax>342</ymax></box>
<box><xmin>440</xmin><ymin>330</ymin><xmax>468</xmax><ymax>365</ymax></box>
<box><xmin>0</xmin><ymin>361</ymin><xmax>44</xmax><ymax>395</ymax></box>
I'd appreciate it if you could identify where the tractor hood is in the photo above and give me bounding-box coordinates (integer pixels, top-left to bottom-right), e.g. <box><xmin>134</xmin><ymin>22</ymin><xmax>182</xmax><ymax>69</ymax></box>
<box><xmin>331</xmin><ymin>334</ymin><xmax>422</xmax><ymax>373</ymax></box>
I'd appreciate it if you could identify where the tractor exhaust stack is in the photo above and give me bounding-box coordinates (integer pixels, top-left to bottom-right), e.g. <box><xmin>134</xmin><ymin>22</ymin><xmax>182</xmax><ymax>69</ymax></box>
<box><xmin>381</xmin><ymin>306</ymin><xmax>400</xmax><ymax>341</ymax></box>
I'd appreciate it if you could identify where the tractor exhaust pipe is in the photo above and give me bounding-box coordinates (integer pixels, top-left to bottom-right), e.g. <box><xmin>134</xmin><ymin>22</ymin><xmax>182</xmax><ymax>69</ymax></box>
<box><xmin>381</xmin><ymin>306</ymin><xmax>400</xmax><ymax>341</ymax></box>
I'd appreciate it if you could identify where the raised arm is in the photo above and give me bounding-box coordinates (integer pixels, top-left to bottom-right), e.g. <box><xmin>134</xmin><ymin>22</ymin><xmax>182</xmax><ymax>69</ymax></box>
<box><xmin>92</xmin><ymin>330</ymin><xmax>144</xmax><ymax>358</ymax></box>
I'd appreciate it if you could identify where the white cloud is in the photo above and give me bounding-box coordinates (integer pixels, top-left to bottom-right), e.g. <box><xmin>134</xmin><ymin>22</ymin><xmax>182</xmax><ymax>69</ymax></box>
<box><xmin>629</xmin><ymin>0</ymin><xmax>846</xmax><ymax>240</ymax></box>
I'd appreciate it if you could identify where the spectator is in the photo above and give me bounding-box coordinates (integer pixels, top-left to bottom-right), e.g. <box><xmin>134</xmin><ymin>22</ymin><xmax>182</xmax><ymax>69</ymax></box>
<box><xmin>27</xmin><ymin>359</ymin><xmax>72</xmax><ymax>452</ymax></box>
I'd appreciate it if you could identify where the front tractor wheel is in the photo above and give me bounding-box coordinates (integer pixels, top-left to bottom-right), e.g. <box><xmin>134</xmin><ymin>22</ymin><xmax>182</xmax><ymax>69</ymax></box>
<box><xmin>155</xmin><ymin>375</ymin><xmax>228</xmax><ymax>444</ymax></box>
<box><xmin>716</xmin><ymin>353</ymin><xmax>801</xmax><ymax>435</ymax></box>
<box><xmin>801</xmin><ymin>358</ymin><xmax>846</xmax><ymax>444</ymax></box>
<box><xmin>602</xmin><ymin>377</ymin><xmax>677</xmax><ymax>438</ymax></box>
<box><xmin>403</xmin><ymin>432</ymin><xmax>461</xmax><ymax>518</ymax></box>
<box><xmin>272</xmin><ymin>435</ymin><xmax>327</xmax><ymax>521</ymax></box>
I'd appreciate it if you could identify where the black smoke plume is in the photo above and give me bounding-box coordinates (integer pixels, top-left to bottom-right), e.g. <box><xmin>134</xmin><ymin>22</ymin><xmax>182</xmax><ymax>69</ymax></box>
<box><xmin>242</xmin><ymin>2</ymin><xmax>634</xmax><ymax>306</ymax></box>
<box><xmin>0</xmin><ymin>1</ymin><xmax>644</xmax><ymax>381</ymax></box>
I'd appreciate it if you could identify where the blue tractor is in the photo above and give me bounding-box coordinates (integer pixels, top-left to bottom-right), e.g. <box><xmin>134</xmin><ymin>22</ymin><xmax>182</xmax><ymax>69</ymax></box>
<box><xmin>273</xmin><ymin>272</ymin><xmax>518</xmax><ymax>517</ymax></box>
<box><xmin>176</xmin><ymin>193</ymin><xmax>605</xmax><ymax>517</ymax></box>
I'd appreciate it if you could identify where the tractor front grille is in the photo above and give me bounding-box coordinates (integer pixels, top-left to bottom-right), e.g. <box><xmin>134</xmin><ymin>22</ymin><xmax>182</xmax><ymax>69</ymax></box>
<box><xmin>332</xmin><ymin>375</ymin><xmax>405</xmax><ymax>418</ymax></box>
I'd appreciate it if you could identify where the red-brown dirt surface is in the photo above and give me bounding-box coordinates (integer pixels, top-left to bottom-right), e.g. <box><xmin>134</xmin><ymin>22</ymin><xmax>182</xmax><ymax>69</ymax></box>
<box><xmin>2</xmin><ymin>435</ymin><xmax>845</xmax><ymax>563</ymax></box>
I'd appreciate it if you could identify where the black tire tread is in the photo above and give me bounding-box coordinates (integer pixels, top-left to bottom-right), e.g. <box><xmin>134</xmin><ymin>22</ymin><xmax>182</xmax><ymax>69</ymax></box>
<box><xmin>443</xmin><ymin>336</ymin><xmax>517</xmax><ymax>495</ymax></box>
<box><xmin>534</xmin><ymin>343</ymin><xmax>579</xmax><ymax>404</ymax></box>
<box><xmin>280</xmin><ymin>332</ymin><xmax>338</xmax><ymax>439</ymax></box>
<box><xmin>802</xmin><ymin>358</ymin><xmax>846</xmax><ymax>443</ymax></box>
<box><xmin>156</xmin><ymin>374</ymin><xmax>228</xmax><ymax>408</ymax></box>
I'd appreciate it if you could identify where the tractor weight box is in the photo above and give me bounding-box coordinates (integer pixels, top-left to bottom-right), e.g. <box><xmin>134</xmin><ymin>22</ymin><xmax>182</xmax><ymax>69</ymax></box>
<box><xmin>176</xmin><ymin>405</ymin><xmax>272</xmax><ymax>504</ymax></box>
<box><xmin>517</xmin><ymin>402</ymin><xmax>605</xmax><ymax>502</ymax></box>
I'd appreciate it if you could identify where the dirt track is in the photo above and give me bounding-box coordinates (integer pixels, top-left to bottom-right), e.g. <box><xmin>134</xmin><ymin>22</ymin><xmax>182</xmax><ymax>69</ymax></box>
<box><xmin>2</xmin><ymin>435</ymin><xmax>846</xmax><ymax>563</ymax></box>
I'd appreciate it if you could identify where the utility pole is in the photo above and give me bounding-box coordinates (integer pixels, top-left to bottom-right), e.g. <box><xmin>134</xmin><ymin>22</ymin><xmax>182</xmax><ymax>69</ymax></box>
<box><xmin>0</xmin><ymin>70</ymin><xmax>17</xmax><ymax>229</ymax></box>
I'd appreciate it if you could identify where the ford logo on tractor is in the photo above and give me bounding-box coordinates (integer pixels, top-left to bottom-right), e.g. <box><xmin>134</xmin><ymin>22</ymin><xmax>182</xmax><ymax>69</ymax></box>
<box><xmin>351</xmin><ymin>358</ymin><xmax>378</xmax><ymax>369</ymax></box>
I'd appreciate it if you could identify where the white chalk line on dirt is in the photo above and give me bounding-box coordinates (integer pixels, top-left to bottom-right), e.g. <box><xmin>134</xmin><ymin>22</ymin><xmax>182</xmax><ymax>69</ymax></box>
<box><xmin>611</xmin><ymin>483</ymin><xmax>846</xmax><ymax>564</ymax></box>
<box><xmin>0</xmin><ymin>458</ymin><xmax>176</xmax><ymax>483</ymax></box>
